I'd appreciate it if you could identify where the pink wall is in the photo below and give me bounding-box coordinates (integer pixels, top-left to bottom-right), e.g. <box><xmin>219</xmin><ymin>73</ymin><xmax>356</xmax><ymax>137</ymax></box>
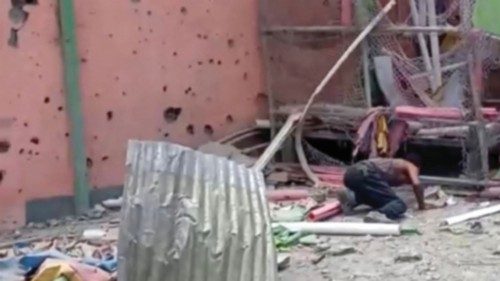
<box><xmin>0</xmin><ymin>0</ymin><xmax>266</xmax><ymax>229</ymax></box>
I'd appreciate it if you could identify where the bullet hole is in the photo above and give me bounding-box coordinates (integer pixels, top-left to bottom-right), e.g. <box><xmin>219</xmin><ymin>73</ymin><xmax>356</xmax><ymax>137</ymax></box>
<box><xmin>188</xmin><ymin>65</ymin><xmax>192</xmax><ymax>69</ymax></box>
<box><xmin>86</xmin><ymin>157</ymin><xmax>93</xmax><ymax>169</ymax></box>
<box><xmin>93</xmin><ymin>135</ymin><xmax>98</xmax><ymax>140</ymax></box>
<box><xmin>243</xmin><ymin>72</ymin><xmax>248</xmax><ymax>80</ymax></box>
<box><xmin>28</xmin><ymin>150</ymin><xmax>33</xmax><ymax>155</ymax></box>
<box><xmin>18</xmin><ymin>189</ymin><xmax>22</xmax><ymax>194</ymax></box>
<box><xmin>206</xmin><ymin>9</ymin><xmax>210</xmax><ymax>14</ymax></box>
<box><xmin>57</xmin><ymin>106</ymin><xmax>64</xmax><ymax>112</ymax></box>
<box><xmin>196</xmin><ymin>34</ymin><xmax>202</xmax><ymax>39</ymax></box>
<box><xmin>203</xmin><ymin>34</ymin><xmax>208</xmax><ymax>39</ymax></box>
<box><xmin>122</xmin><ymin>91</ymin><xmax>127</xmax><ymax>96</ymax></box>
<box><xmin>234</xmin><ymin>59</ymin><xmax>240</xmax><ymax>65</ymax></box>
<box><xmin>8</xmin><ymin>29</ymin><xmax>18</xmax><ymax>48</ymax></box>
<box><xmin>227</xmin><ymin>39</ymin><xmax>235</xmax><ymax>48</ymax></box>
<box><xmin>106</xmin><ymin>111</ymin><xmax>113</xmax><ymax>121</ymax></box>
<box><xmin>94</xmin><ymin>93</ymin><xmax>100</xmax><ymax>98</ymax></box>
<box><xmin>245</xmin><ymin>51</ymin><xmax>250</xmax><ymax>56</ymax></box>
<box><xmin>80</xmin><ymin>57</ymin><xmax>87</xmax><ymax>63</ymax></box>
<box><xmin>322</xmin><ymin>0</ymin><xmax>330</xmax><ymax>6</ymax></box>
<box><xmin>115</xmin><ymin>76</ymin><xmax>120</xmax><ymax>81</ymax></box>
<box><xmin>0</xmin><ymin>170</ymin><xmax>5</xmax><ymax>184</ymax></box>
<box><xmin>43</xmin><ymin>96</ymin><xmax>50</xmax><ymax>104</ymax></box>
<box><xmin>65</xmin><ymin>132</ymin><xmax>69</xmax><ymax>138</ymax></box>
<box><xmin>34</xmin><ymin>151</ymin><xmax>39</xmax><ymax>156</ymax></box>
<box><xmin>197</xmin><ymin>61</ymin><xmax>203</xmax><ymax>66</ymax></box>
<box><xmin>149</xmin><ymin>28</ymin><xmax>153</xmax><ymax>34</ymax></box>
<box><xmin>180</xmin><ymin>6</ymin><xmax>187</xmax><ymax>15</ymax></box>
<box><xmin>0</xmin><ymin>141</ymin><xmax>11</xmax><ymax>153</ymax></box>
<box><xmin>209</xmin><ymin>59</ymin><xmax>214</xmax><ymax>64</ymax></box>
<box><xmin>23</xmin><ymin>122</ymin><xmax>28</xmax><ymax>127</ymax></box>
<box><xmin>132</xmin><ymin>50</ymin><xmax>138</xmax><ymax>55</ymax></box>
<box><xmin>256</xmin><ymin>92</ymin><xmax>268</xmax><ymax>103</ymax></box>
<box><xmin>164</xmin><ymin>132</ymin><xmax>169</xmax><ymax>138</ymax></box>
<box><xmin>30</xmin><ymin>137</ymin><xmax>40</xmax><ymax>145</ymax></box>
<box><xmin>101</xmin><ymin>156</ymin><xmax>109</xmax><ymax>161</ymax></box>
<box><xmin>162</xmin><ymin>85</ymin><xmax>168</xmax><ymax>92</ymax></box>
<box><xmin>163</xmin><ymin>107</ymin><xmax>182</xmax><ymax>123</ymax></box>
<box><xmin>147</xmin><ymin>10</ymin><xmax>152</xmax><ymax>16</ymax></box>
<box><xmin>186</xmin><ymin>124</ymin><xmax>195</xmax><ymax>135</ymax></box>
<box><xmin>217</xmin><ymin>60</ymin><xmax>222</xmax><ymax>65</ymax></box>
<box><xmin>138</xmin><ymin>26</ymin><xmax>142</xmax><ymax>31</ymax></box>
<box><xmin>204</xmin><ymin>125</ymin><xmax>214</xmax><ymax>136</ymax></box>
<box><xmin>108</xmin><ymin>33</ymin><xmax>113</xmax><ymax>38</ymax></box>
<box><xmin>173</xmin><ymin>51</ymin><xmax>178</xmax><ymax>56</ymax></box>
<box><xmin>184</xmin><ymin>87</ymin><xmax>192</xmax><ymax>94</ymax></box>
<box><xmin>19</xmin><ymin>148</ymin><xmax>24</xmax><ymax>154</ymax></box>
<box><xmin>226</xmin><ymin>114</ymin><xmax>234</xmax><ymax>123</ymax></box>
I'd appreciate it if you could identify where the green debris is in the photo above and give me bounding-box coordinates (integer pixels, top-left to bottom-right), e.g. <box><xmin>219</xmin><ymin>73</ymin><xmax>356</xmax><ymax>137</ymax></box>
<box><xmin>473</xmin><ymin>0</ymin><xmax>500</xmax><ymax>36</ymax></box>
<box><xmin>272</xmin><ymin>205</ymin><xmax>307</xmax><ymax>222</ymax></box>
<box><xmin>299</xmin><ymin>234</ymin><xmax>319</xmax><ymax>246</ymax></box>
<box><xmin>273</xmin><ymin>225</ymin><xmax>303</xmax><ymax>252</ymax></box>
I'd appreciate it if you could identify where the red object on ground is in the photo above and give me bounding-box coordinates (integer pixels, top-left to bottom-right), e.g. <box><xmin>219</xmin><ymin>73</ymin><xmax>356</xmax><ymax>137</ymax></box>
<box><xmin>266</xmin><ymin>189</ymin><xmax>309</xmax><ymax>202</ymax></box>
<box><xmin>308</xmin><ymin>201</ymin><xmax>342</xmax><ymax>221</ymax></box>
<box><xmin>395</xmin><ymin>106</ymin><xmax>499</xmax><ymax>121</ymax></box>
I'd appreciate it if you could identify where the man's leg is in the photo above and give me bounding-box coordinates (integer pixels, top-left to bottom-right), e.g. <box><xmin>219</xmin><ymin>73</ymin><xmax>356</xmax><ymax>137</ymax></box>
<box><xmin>344</xmin><ymin>164</ymin><xmax>407</xmax><ymax>220</ymax></box>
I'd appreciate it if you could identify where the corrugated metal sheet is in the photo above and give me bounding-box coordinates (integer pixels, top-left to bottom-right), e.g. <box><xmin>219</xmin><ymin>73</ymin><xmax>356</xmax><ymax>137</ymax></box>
<box><xmin>117</xmin><ymin>140</ymin><xmax>277</xmax><ymax>281</ymax></box>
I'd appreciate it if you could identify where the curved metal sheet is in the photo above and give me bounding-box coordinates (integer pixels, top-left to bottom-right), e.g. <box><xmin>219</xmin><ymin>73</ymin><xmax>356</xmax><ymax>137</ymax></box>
<box><xmin>118</xmin><ymin>140</ymin><xmax>277</xmax><ymax>281</ymax></box>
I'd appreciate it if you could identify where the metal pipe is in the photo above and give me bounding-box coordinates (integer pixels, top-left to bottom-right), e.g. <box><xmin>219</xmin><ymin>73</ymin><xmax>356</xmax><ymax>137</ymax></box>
<box><xmin>443</xmin><ymin>204</ymin><xmax>500</xmax><ymax>225</ymax></box>
<box><xmin>274</xmin><ymin>222</ymin><xmax>401</xmax><ymax>236</ymax></box>
<box><xmin>58</xmin><ymin>0</ymin><xmax>90</xmax><ymax>214</ymax></box>
<box><xmin>263</xmin><ymin>25</ymin><xmax>460</xmax><ymax>35</ymax></box>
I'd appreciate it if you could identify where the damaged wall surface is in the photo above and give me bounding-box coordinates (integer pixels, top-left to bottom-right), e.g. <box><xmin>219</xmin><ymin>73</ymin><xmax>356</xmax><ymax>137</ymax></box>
<box><xmin>0</xmin><ymin>0</ymin><xmax>266</xmax><ymax>229</ymax></box>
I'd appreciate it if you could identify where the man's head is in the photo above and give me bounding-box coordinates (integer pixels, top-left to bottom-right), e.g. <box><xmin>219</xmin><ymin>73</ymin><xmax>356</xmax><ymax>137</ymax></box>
<box><xmin>404</xmin><ymin>153</ymin><xmax>422</xmax><ymax>168</ymax></box>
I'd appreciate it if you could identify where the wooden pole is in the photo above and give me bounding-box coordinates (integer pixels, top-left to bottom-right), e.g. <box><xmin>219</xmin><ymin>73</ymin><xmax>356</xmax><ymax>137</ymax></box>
<box><xmin>428</xmin><ymin>0</ymin><xmax>443</xmax><ymax>88</ymax></box>
<box><xmin>263</xmin><ymin>25</ymin><xmax>460</xmax><ymax>35</ymax></box>
<box><xmin>295</xmin><ymin>0</ymin><xmax>397</xmax><ymax>186</ymax></box>
<box><xmin>410</xmin><ymin>0</ymin><xmax>436</xmax><ymax>92</ymax></box>
<box><xmin>59</xmin><ymin>0</ymin><xmax>90</xmax><ymax>214</ymax></box>
<box><xmin>362</xmin><ymin>41</ymin><xmax>372</xmax><ymax>107</ymax></box>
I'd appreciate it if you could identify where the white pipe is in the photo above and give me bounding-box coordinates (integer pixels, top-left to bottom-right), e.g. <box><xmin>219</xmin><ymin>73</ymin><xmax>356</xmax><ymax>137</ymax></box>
<box><xmin>443</xmin><ymin>204</ymin><xmax>500</xmax><ymax>225</ymax></box>
<box><xmin>274</xmin><ymin>222</ymin><xmax>401</xmax><ymax>236</ymax></box>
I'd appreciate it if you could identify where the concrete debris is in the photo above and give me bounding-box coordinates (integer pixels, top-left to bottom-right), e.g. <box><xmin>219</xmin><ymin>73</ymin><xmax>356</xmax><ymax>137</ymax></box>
<box><xmin>277</xmin><ymin>253</ymin><xmax>291</xmax><ymax>271</ymax></box>
<box><xmin>299</xmin><ymin>234</ymin><xmax>319</xmax><ymax>246</ymax></box>
<box><xmin>314</xmin><ymin>242</ymin><xmax>332</xmax><ymax>253</ymax></box>
<box><xmin>492</xmin><ymin>246</ymin><xmax>500</xmax><ymax>255</ymax></box>
<box><xmin>272</xmin><ymin>205</ymin><xmax>307</xmax><ymax>222</ymax></box>
<box><xmin>326</xmin><ymin>245</ymin><xmax>357</xmax><ymax>257</ymax></box>
<box><xmin>394</xmin><ymin>249</ymin><xmax>423</xmax><ymax>263</ymax></box>
<box><xmin>101</xmin><ymin>197</ymin><xmax>123</xmax><ymax>209</ymax></box>
<box><xmin>311</xmin><ymin>253</ymin><xmax>326</xmax><ymax>265</ymax></box>
<box><xmin>82</xmin><ymin>229</ymin><xmax>106</xmax><ymax>241</ymax></box>
<box><xmin>267</xmin><ymin>171</ymin><xmax>289</xmax><ymax>183</ymax></box>
<box><xmin>468</xmin><ymin>221</ymin><xmax>484</xmax><ymax>234</ymax></box>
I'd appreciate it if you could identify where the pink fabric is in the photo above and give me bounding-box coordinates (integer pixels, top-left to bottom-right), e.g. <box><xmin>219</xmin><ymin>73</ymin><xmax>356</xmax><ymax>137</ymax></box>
<box><xmin>395</xmin><ymin>106</ymin><xmax>499</xmax><ymax>121</ymax></box>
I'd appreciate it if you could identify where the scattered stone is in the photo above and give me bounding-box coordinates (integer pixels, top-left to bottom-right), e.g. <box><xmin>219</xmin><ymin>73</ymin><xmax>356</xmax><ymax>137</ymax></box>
<box><xmin>84</xmin><ymin>204</ymin><xmax>106</xmax><ymax>219</ymax></box>
<box><xmin>311</xmin><ymin>253</ymin><xmax>326</xmax><ymax>265</ymax></box>
<box><xmin>310</xmin><ymin>189</ymin><xmax>327</xmax><ymax>203</ymax></box>
<box><xmin>299</xmin><ymin>234</ymin><xmax>319</xmax><ymax>246</ymax></box>
<box><xmin>468</xmin><ymin>221</ymin><xmax>484</xmax><ymax>234</ymax></box>
<box><xmin>272</xmin><ymin>205</ymin><xmax>306</xmax><ymax>222</ymax></box>
<box><xmin>492</xmin><ymin>246</ymin><xmax>500</xmax><ymax>255</ymax></box>
<box><xmin>33</xmin><ymin>222</ymin><xmax>47</xmax><ymax>229</ymax></box>
<box><xmin>102</xmin><ymin>197</ymin><xmax>123</xmax><ymax>209</ymax></box>
<box><xmin>395</xmin><ymin>249</ymin><xmax>423</xmax><ymax>263</ymax></box>
<box><xmin>314</xmin><ymin>242</ymin><xmax>331</xmax><ymax>253</ymax></box>
<box><xmin>47</xmin><ymin>219</ymin><xmax>60</xmax><ymax>227</ymax></box>
<box><xmin>277</xmin><ymin>253</ymin><xmax>291</xmax><ymax>271</ymax></box>
<box><xmin>12</xmin><ymin>230</ymin><xmax>21</xmax><ymax>239</ymax></box>
<box><xmin>327</xmin><ymin>245</ymin><xmax>357</xmax><ymax>256</ymax></box>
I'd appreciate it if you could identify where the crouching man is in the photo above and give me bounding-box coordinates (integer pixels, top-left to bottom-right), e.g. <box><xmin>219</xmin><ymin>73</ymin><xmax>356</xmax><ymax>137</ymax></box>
<box><xmin>339</xmin><ymin>155</ymin><xmax>425</xmax><ymax>222</ymax></box>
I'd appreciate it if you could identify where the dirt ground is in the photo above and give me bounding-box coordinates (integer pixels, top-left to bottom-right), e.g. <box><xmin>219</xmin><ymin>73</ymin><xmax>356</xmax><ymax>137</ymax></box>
<box><xmin>278</xmin><ymin>189</ymin><xmax>500</xmax><ymax>281</ymax></box>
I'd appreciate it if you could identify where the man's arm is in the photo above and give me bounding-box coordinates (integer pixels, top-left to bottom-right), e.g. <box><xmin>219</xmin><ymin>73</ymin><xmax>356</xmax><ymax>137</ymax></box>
<box><xmin>406</xmin><ymin>163</ymin><xmax>425</xmax><ymax>210</ymax></box>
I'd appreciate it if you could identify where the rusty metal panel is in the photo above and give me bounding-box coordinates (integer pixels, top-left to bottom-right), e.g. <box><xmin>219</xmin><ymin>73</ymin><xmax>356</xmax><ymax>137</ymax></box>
<box><xmin>118</xmin><ymin>140</ymin><xmax>277</xmax><ymax>281</ymax></box>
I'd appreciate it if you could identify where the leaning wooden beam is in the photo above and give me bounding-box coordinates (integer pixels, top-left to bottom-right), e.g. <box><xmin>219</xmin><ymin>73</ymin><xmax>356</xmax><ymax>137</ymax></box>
<box><xmin>295</xmin><ymin>0</ymin><xmax>397</xmax><ymax>186</ymax></box>
<box><xmin>253</xmin><ymin>113</ymin><xmax>301</xmax><ymax>171</ymax></box>
<box><xmin>410</xmin><ymin>0</ymin><xmax>436</xmax><ymax>92</ymax></box>
<box><xmin>263</xmin><ymin>25</ymin><xmax>460</xmax><ymax>35</ymax></box>
<box><xmin>428</xmin><ymin>0</ymin><xmax>443</xmax><ymax>87</ymax></box>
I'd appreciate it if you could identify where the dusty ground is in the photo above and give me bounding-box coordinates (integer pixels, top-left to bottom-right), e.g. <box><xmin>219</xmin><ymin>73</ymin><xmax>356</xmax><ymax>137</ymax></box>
<box><xmin>279</xmin><ymin>189</ymin><xmax>500</xmax><ymax>281</ymax></box>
